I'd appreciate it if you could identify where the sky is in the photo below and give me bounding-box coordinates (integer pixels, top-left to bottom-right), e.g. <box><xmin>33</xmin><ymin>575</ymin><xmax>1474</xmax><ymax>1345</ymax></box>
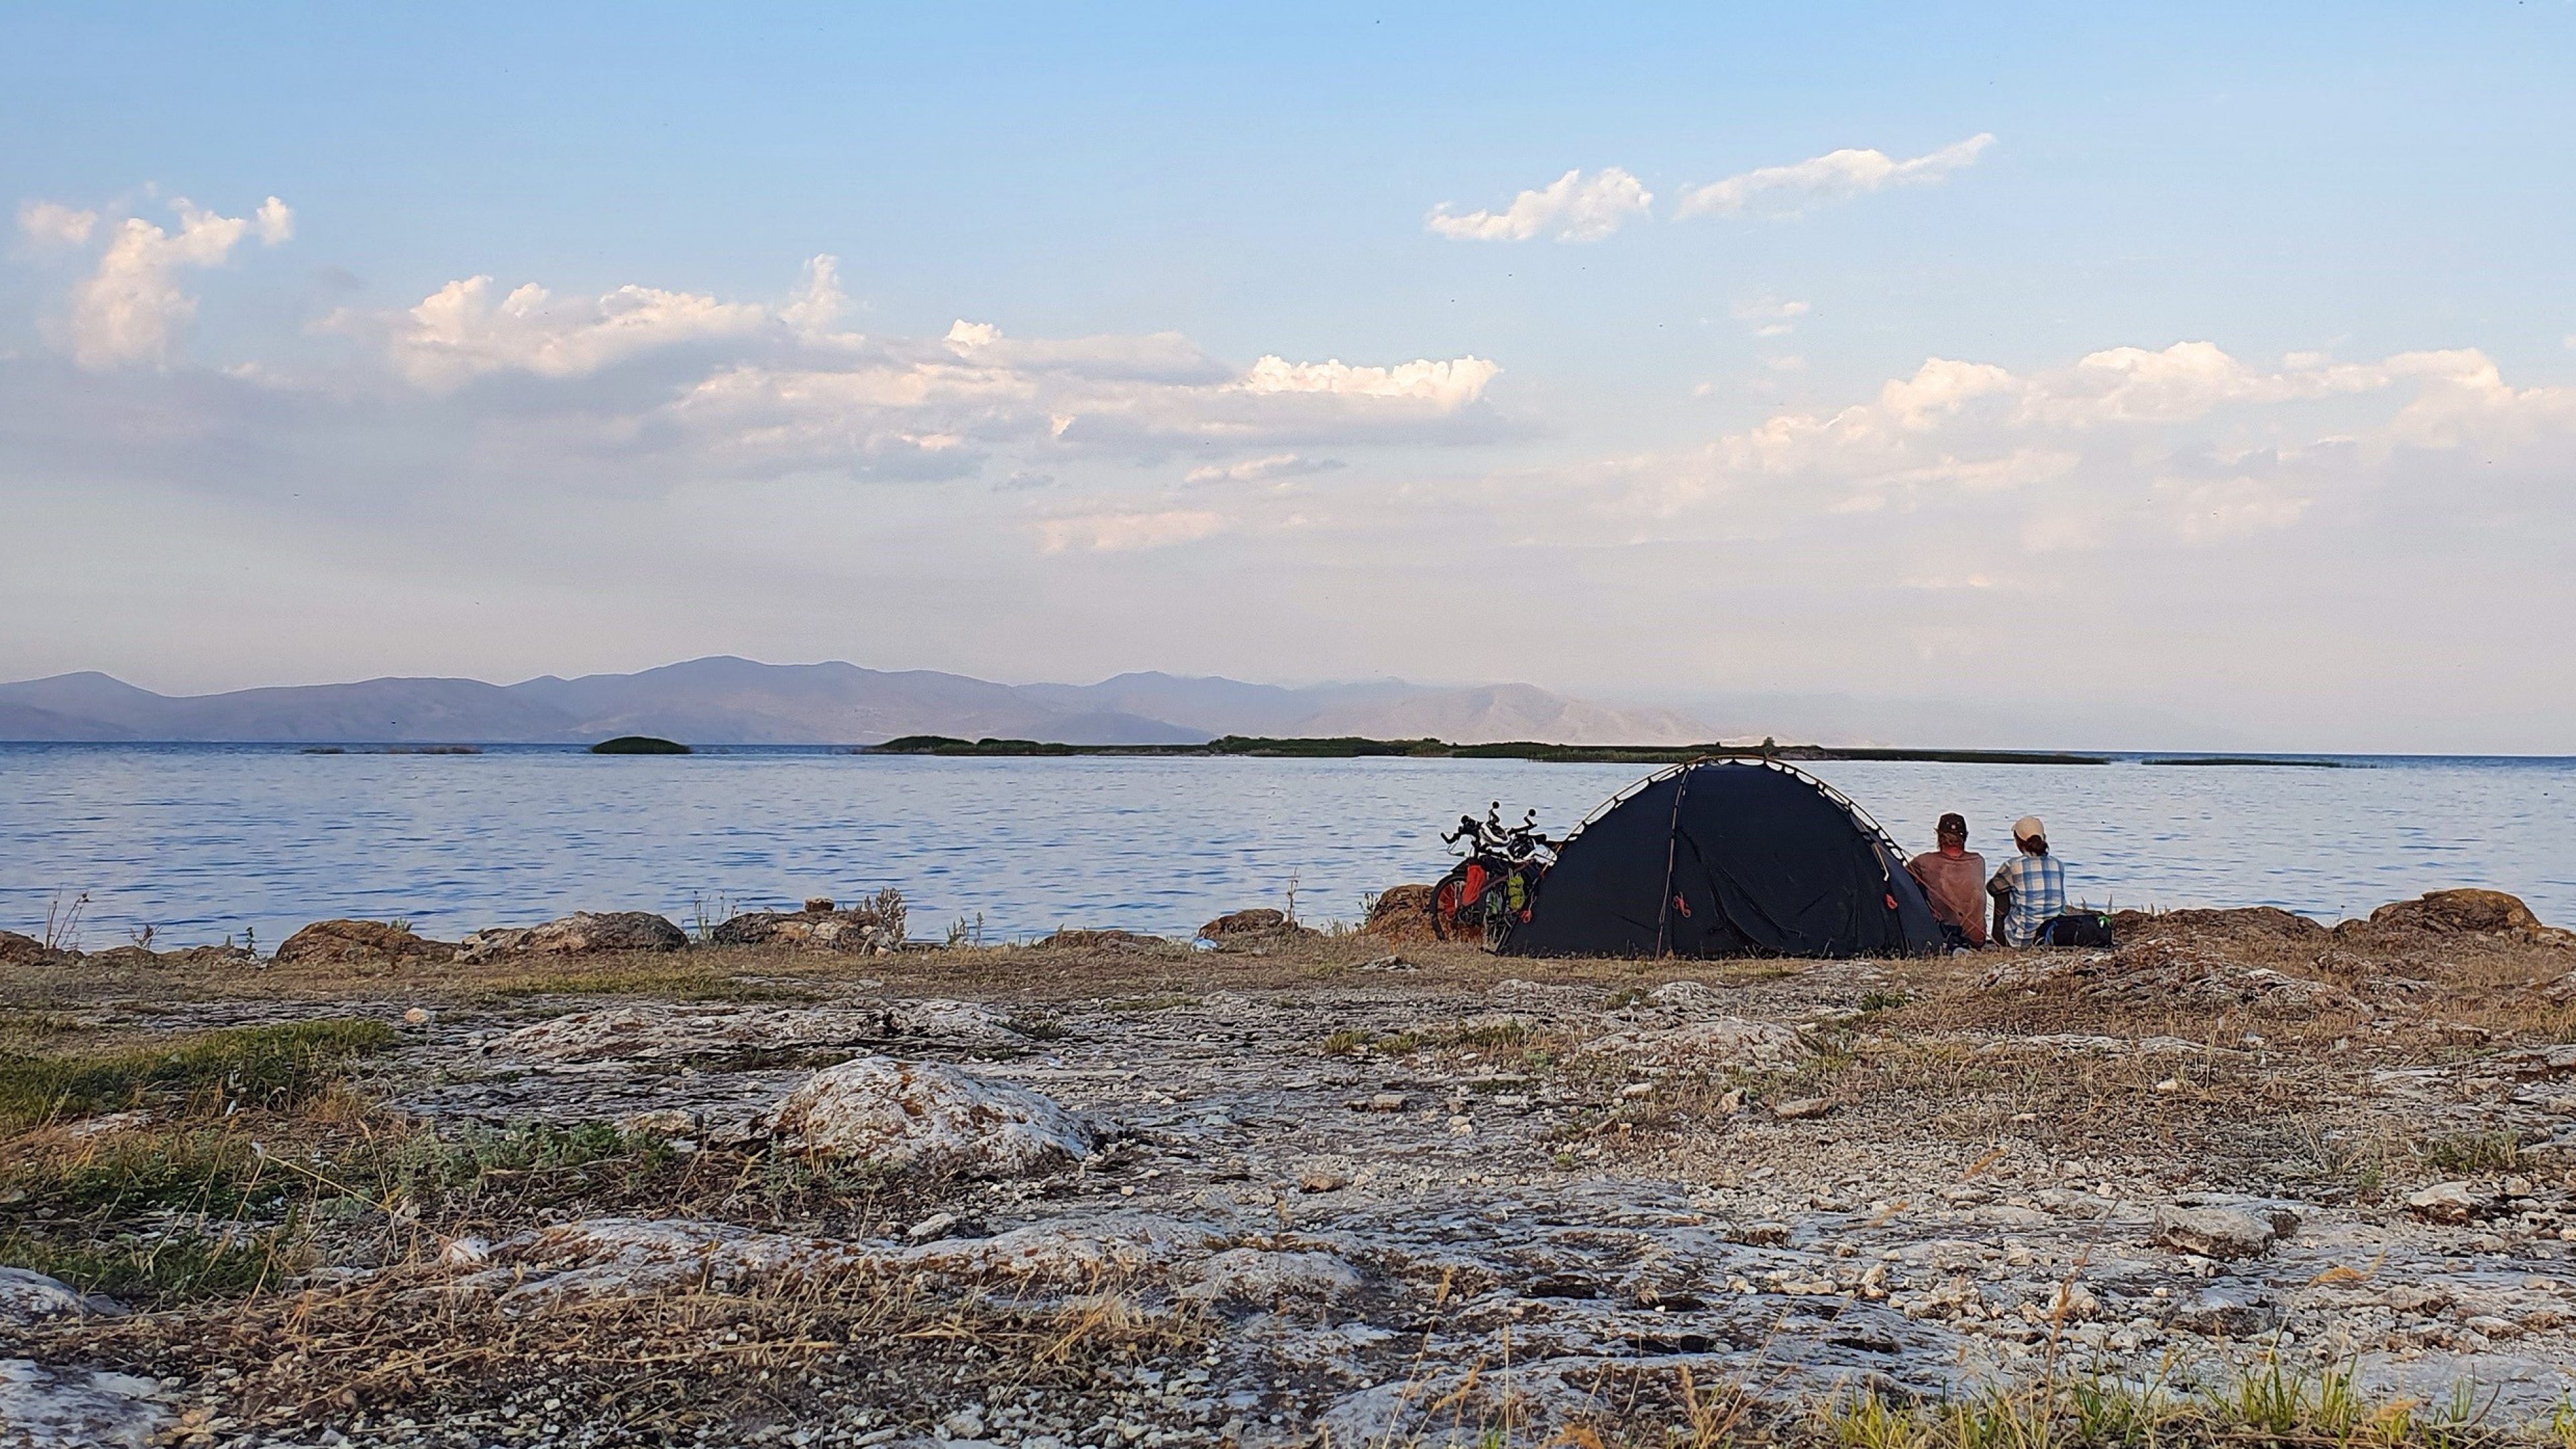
<box><xmin>3</xmin><ymin>2</ymin><xmax>2573</xmax><ymax>752</ymax></box>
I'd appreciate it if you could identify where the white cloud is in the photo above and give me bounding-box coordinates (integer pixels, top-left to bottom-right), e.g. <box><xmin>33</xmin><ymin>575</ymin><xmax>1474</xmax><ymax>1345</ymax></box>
<box><xmin>1634</xmin><ymin>338</ymin><xmax>2576</xmax><ymax>549</ymax></box>
<box><xmin>64</xmin><ymin>197</ymin><xmax>290</xmax><ymax>370</ymax></box>
<box><xmin>1235</xmin><ymin>354</ymin><xmax>1498</xmax><ymax>407</ymax></box>
<box><xmin>1676</xmin><ymin>133</ymin><xmax>1994</xmax><ymax>219</ymax></box>
<box><xmin>1731</xmin><ymin>297</ymin><xmax>1809</xmax><ymax>337</ymax></box>
<box><xmin>1037</xmin><ymin>508</ymin><xmax>1226</xmax><ymax>553</ymax></box>
<box><xmin>939</xmin><ymin>318</ymin><xmax>1220</xmax><ymax>382</ymax></box>
<box><xmin>254</xmin><ymin>196</ymin><xmax>293</xmax><ymax>245</ymax></box>
<box><xmin>17</xmin><ymin>200</ymin><xmax>97</xmax><ymax>250</ymax></box>
<box><xmin>779</xmin><ymin>254</ymin><xmax>847</xmax><ymax>337</ymax></box>
<box><xmin>1426</xmin><ymin>167</ymin><xmax>1653</xmax><ymax>242</ymax></box>
<box><xmin>1183</xmin><ymin>453</ymin><xmax>1343</xmax><ymax>484</ymax></box>
<box><xmin>669</xmin><ymin>343</ymin><xmax>1498</xmax><ymax>471</ymax></box>
<box><xmin>353</xmin><ymin>271</ymin><xmax>774</xmax><ymax>389</ymax></box>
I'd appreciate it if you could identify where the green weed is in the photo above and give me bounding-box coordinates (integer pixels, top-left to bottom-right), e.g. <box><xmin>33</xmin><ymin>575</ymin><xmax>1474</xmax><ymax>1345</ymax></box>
<box><xmin>0</xmin><ymin>1018</ymin><xmax>395</xmax><ymax>1128</ymax></box>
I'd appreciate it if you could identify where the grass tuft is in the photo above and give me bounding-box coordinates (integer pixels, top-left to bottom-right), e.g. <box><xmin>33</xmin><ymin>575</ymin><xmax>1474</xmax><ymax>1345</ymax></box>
<box><xmin>0</xmin><ymin>1018</ymin><xmax>395</xmax><ymax>1129</ymax></box>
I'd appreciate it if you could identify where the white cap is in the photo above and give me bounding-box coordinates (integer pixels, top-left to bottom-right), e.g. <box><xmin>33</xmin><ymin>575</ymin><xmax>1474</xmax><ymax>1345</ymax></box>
<box><xmin>2014</xmin><ymin>816</ymin><xmax>2047</xmax><ymax>842</ymax></box>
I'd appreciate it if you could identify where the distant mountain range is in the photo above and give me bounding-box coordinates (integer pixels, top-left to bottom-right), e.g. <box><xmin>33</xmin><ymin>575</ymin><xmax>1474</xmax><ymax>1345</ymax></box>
<box><xmin>0</xmin><ymin>657</ymin><xmax>1715</xmax><ymax>747</ymax></box>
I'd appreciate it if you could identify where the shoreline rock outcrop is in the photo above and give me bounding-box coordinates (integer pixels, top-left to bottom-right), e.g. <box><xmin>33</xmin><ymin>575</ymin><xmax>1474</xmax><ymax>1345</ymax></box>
<box><xmin>459</xmin><ymin>910</ymin><xmax>689</xmax><ymax>961</ymax></box>
<box><xmin>0</xmin><ymin>930</ymin><xmax>76</xmax><ymax>969</ymax></box>
<box><xmin>1364</xmin><ymin>883</ymin><xmax>1439</xmax><ymax>945</ymax></box>
<box><xmin>710</xmin><ymin>898</ymin><xmax>903</xmax><ymax>954</ymax></box>
<box><xmin>274</xmin><ymin>918</ymin><xmax>460</xmax><ymax>967</ymax></box>
<box><xmin>2365</xmin><ymin>888</ymin><xmax>2554</xmax><ymax>938</ymax></box>
<box><xmin>1197</xmin><ymin>907</ymin><xmax>1320</xmax><ymax>949</ymax></box>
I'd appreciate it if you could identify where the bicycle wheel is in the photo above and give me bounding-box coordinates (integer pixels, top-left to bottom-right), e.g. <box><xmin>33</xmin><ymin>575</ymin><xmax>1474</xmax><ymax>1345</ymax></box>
<box><xmin>1430</xmin><ymin>863</ymin><xmax>1472</xmax><ymax>941</ymax></box>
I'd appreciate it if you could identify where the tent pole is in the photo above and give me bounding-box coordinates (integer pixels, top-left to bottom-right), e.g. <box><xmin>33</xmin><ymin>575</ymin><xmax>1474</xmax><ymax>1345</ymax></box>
<box><xmin>1652</xmin><ymin>767</ymin><xmax>1690</xmax><ymax>958</ymax></box>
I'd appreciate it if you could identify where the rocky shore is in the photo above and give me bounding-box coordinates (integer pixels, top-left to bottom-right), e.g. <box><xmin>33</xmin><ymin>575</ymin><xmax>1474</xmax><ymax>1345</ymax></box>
<box><xmin>3</xmin><ymin>890</ymin><xmax>2574</xmax><ymax>1446</ymax></box>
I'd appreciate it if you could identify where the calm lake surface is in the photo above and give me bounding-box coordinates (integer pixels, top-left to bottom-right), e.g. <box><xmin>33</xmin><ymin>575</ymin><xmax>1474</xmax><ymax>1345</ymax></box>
<box><xmin>1</xmin><ymin>745</ymin><xmax>2569</xmax><ymax>949</ymax></box>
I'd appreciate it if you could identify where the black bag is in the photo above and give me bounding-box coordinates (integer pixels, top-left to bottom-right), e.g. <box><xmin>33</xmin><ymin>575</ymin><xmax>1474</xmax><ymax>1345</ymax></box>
<box><xmin>2040</xmin><ymin>912</ymin><xmax>2114</xmax><ymax>949</ymax></box>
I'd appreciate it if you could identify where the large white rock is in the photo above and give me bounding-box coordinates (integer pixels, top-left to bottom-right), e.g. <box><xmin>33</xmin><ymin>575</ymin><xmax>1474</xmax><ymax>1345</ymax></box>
<box><xmin>1177</xmin><ymin>1247</ymin><xmax>1361</xmax><ymax>1303</ymax></box>
<box><xmin>465</xmin><ymin>1212</ymin><xmax>1226</xmax><ymax>1303</ymax></box>
<box><xmin>768</xmin><ymin>1056</ymin><xmax>1093</xmax><ymax>1174</ymax></box>
<box><xmin>498</xmin><ymin>1001</ymin><xmax>1023</xmax><ymax>1062</ymax></box>
<box><xmin>1593</xmin><ymin>1015</ymin><xmax>1809</xmax><ymax>1071</ymax></box>
<box><xmin>0</xmin><ymin>1360</ymin><xmax>166</xmax><ymax>1448</ymax></box>
<box><xmin>0</xmin><ymin>1268</ymin><xmax>121</xmax><ymax>1326</ymax></box>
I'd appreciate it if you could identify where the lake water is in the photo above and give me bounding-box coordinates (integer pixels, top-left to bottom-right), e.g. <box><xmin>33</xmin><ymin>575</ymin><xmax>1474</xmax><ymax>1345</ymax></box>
<box><xmin>1</xmin><ymin>744</ymin><xmax>2569</xmax><ymax>950</ymax></box>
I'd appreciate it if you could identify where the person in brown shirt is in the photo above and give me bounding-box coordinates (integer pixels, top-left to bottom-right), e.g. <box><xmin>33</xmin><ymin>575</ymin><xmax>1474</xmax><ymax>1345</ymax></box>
<box><xmin>1908</xmin><ymin>812</ymin><xmax>1988</xmax><ymax>949</ymax></box>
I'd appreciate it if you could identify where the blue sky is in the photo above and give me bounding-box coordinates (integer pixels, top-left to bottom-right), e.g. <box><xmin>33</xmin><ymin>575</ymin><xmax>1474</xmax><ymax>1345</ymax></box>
<box><xmin>5</xmin><ymin>3</ymin><xmax>2573</xmax><ymax>749</ymax></box>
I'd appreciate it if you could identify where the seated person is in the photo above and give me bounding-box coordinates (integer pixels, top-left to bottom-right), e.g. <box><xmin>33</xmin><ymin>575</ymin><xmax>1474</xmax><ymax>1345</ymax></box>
<box><xmin>1988</xmin><ymin>816</ymin><xmax>2067</xmax><ymax>948</ymax></box>
<box><xmin>1906</xmin><ymin>812</ymin><xmax>1987</xmax><ymax>949</ymax></box>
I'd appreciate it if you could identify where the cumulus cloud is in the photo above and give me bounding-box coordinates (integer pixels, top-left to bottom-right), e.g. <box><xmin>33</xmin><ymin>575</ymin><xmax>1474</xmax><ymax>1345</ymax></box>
<box><xmin>669</xmin><ymin>343</ymin><xmax>1499</xmax><ymax>471</ymax></box>
<box><xmin>349</xmin><ymin>273</ymin><xmax>773</xmax><ymax>389</ymax></box>
<box><xmin>61</xmin><ymin>197</ymin><xmax>292</xmax><ymax>369</ymax></box>
<box><xmin>941</xmin><ymin>318</ymin><xmax>1223</xmax><ymax>383</ymax></box>
<box><xmin>1235</xmin><ymin>354</ymin><xmax>1499</xmax><ymax>407</ymax></box>
<box><xmin>1636</xmin><ymin>339</ymin><xmax>2576</xmax><ymax>550</ymax></box>
<box><xmin>1731</xmin><ymin>297</ymin><xmax>1809</xmax><ymax>337</ymax></box>
<box><xmin>1676</xmin><ymin>134</ymin><xmax>1994</xmax><ymax>219</ymax></box>
<box><xmin>1426</xmin><ymin>168</ymin><xmax>1653</xmax><ymax>242</ymax></box>
<box><xmin>17</xmin><ymin>200</ymin><xmax>98</xmax><ymax>250</ymax></box>
<box><xmin>1036</xmin><ymin>508</ymin><xmax>1226</xmax><ymax>553</ymax></box>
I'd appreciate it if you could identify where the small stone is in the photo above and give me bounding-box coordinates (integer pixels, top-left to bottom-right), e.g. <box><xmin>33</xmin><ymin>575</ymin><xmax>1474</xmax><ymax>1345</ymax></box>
<box><xmin>402</xmin><ymin>1006</ymin><xmax>433</xmax><ymax>1025</ymax></box>
<box><xmin>2150</xmin><ymin>1204</ymin><xmax>2277</xmax><ymax>1260</ymax></box>
<box><xmin>1298</xmin><ymin>1165</ymin><xmax>1352</xmax><ymax>1193</ymax></box>
<box><xmin>906</xmin><ymin>1212</ymin><xmax>959</xmax><ymax>1242</ymax></box>
<box><xmin>1771</xmin><ymin>1096</ymin><xmax>1833</xmax><ymax>1120</ymax></box>
<box><xmin>2167</xmin><ymin>1288</ymin><xmax>2279</xmax><ymax>1336</ymax></box>
<box><xmin>2406</xmin><ymin>1181</ymin><xmax>2491</xmax><ymax>1224</ymax></box>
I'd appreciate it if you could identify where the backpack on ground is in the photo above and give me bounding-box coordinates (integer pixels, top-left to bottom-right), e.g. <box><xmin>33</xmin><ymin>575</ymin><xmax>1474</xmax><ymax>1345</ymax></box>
<box><xmin>2040</xmin><ymin>912</ymin><xmax>2114</xmax><ymax>949</ymax></box>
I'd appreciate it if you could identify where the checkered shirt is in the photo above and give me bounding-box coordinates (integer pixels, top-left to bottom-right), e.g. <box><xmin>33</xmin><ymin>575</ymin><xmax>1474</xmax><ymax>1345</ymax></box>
<box><xmin>1992</xmin><ymin>851</ymin><xmax>2068</xmax><ymax>948</ymax></box>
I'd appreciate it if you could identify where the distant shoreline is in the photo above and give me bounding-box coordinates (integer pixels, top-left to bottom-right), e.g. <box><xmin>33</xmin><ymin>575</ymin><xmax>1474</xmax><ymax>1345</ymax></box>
<box><xmin>855</xmin><ymin>734</ymin><xmax>2111</xmax><ymax>765</ymax></box>
<box><xmin>25</xmin><ymin>738</ymin><xmax>2571</xmax><ymax>766</ymax></box>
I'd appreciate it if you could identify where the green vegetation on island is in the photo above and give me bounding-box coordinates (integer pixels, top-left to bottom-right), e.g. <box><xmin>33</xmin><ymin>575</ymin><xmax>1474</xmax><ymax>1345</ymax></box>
<box><xmin>589</xmin><ymin>736</ymin><xmax>692</xmax><ymax>755</ymax></box>
<box><xmin>861</xmin><ymin>735</ymin><xmax>2115</xmax><ymax>765</ymax></box>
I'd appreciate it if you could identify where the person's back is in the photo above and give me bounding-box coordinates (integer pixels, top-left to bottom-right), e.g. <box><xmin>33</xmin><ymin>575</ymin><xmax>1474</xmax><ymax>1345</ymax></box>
<box><xmin>1989</xmin><ymin>816</ymin><xmax>2068</xmax><ymax>947</ymax></box>
<box><xmin>1907</xmin><ymin>812</ymin><xmax>1987</xmax><ymax>948</ymax></box>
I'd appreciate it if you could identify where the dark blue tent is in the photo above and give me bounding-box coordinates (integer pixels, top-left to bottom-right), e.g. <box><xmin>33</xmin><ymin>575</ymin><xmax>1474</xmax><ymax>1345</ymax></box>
<box><xmin>1501</xmin><ymin>760</ymin><xmax>1941</xmax><ymax>959</ymax></box>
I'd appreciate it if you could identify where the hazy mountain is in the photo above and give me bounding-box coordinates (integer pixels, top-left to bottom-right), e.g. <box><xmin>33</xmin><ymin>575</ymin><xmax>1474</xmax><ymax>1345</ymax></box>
<box><xmin>506</xmin><ymin>657</ymin><xmax>1200</xmax><ymax>746</ymax></box>
<box><xmin>1020</xmin><ymin>672</ymin><xmax>1711</xmax><ymax>745</ymax></box>
<box><xmin>1666</xmin><ymin>688</ymin><xmax>2257</xmax><ymax>753</ymax></box>
<box><xmin>0</xmin><ymin>657</ymin><xmax>1713</xmax><ymax>747</ymax></box>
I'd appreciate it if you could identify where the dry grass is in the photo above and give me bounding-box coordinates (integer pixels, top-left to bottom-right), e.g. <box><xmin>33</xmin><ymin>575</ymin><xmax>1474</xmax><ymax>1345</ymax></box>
<box><xmin>45</xmin><ymin>1254</ymin><xmax>1208</xmax><ymax>1440</ymax></box>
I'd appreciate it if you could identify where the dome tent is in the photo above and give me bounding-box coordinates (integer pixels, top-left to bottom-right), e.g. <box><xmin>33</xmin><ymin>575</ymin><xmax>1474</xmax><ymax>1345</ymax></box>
<box><xmin>1500</xmin><ymin>759</ymin><xmax>1942</xmax><ymax>959</ymax></box>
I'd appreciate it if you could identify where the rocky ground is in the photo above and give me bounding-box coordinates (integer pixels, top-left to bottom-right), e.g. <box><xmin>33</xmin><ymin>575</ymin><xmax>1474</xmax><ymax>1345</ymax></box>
<box><xmin>3</xmin><ymin>892</ymin><xmax>2575</xmax><ymax>1447</ymax></box>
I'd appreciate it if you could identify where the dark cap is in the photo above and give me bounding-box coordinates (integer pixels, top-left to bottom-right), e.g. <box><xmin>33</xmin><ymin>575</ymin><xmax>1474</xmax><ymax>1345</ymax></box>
<box><xmin>1937</xmin><ymin>812</ymin><xmax>1968</xmax><ymax>837</ymax></box>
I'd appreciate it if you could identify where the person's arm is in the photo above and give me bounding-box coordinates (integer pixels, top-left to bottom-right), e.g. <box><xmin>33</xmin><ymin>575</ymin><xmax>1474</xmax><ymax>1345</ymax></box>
<box><xmin>1988</xmin><ymin>862</ymin><xmax>2014</xmax><ymax>945</ymax></box>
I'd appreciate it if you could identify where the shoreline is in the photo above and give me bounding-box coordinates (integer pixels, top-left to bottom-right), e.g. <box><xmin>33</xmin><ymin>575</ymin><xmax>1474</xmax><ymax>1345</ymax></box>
<box><xmin>25</xmin><ymin>737</ymin><xmax>2576</xmax><ymax>765</ymax></box>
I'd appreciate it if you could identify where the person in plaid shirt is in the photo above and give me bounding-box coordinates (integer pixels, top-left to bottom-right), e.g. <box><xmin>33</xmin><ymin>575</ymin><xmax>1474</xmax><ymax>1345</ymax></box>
<box><xmin>1987</xmin><ymin>816</ymin><xmax>2065</xmax><ymax>947</ymax></box>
